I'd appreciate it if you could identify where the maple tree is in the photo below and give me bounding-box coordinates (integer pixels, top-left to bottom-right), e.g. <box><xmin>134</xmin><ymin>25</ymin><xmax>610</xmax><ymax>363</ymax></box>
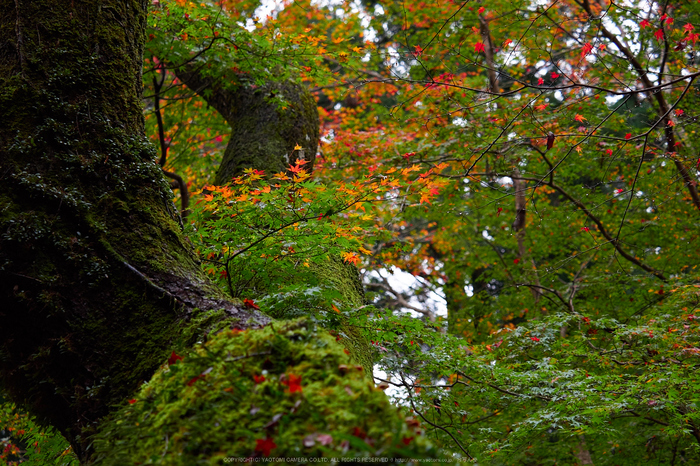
<box><xmin>3</xmin><ymin>0</ymin><xmax>700</xmax><ymax>464</ymax></box>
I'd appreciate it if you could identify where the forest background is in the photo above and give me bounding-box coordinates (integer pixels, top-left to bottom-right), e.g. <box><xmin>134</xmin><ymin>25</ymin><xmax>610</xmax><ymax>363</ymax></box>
<box><xmin>2</xmin><ymin>0</ymin><xmax>700</xmax><ymax>464</ymax></box>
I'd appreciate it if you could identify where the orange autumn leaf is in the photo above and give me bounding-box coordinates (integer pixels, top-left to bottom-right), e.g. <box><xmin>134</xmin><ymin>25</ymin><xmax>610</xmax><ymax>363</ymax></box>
<box><xmin>243</xmin><ymin>298</ymin><xmax>260</xmax><ymax>310</ymax></box>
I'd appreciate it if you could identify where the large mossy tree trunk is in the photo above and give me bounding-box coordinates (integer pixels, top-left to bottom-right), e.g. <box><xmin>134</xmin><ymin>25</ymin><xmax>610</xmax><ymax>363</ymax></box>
<box><xmin>0</xmin><ymin>0</ymin><xmax>269</xmax><ymax>458</ymax></box>
<box><xmin>0</xmin><ymin>1</ymin><xmax>435</xmax><ymax>463</ymax></box>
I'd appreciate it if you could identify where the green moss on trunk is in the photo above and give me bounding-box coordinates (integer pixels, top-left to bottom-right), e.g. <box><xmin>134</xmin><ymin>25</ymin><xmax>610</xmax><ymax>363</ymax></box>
<box><xmin>91</xmin><ymin>319</ymin><xmax>441</xmax><ymax>464</ymax></box>
<box><xmin>0</xmin><ymin>0</ymin><xmax>267</xmax><ymax>459</ymax></box>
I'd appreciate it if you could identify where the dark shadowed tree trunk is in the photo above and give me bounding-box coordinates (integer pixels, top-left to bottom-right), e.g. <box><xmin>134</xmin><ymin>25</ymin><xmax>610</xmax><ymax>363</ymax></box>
<box><xmin>0</xmin><ymin>0</ymin><xmax>269</xmax><ymax>457</ymax></box>
<box><xmin>0</xmin><ymin>1</ymin><xmax>434</xmax><ymax>463</ymax></box>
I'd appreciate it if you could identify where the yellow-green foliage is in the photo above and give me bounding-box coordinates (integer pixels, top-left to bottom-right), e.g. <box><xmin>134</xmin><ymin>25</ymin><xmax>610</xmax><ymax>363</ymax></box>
<box><xmin>90</xmin><ymin>319</ymin><xmax>442</xmax><ymax>464</ymax></box>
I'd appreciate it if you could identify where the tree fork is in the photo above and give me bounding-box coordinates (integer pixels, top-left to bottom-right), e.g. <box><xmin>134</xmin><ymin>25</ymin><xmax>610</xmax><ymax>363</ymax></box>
<box><xmin>170</xmin><ymin>63</ymin><xmax>320</xmax><ymax>184</ymax></box>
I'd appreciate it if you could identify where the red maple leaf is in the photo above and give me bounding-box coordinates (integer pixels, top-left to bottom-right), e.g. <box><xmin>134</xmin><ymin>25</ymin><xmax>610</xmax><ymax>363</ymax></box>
<box><xmin>186</xmin><ymin>374</ymin><xmax>204</xmax><ymax>386</ymax></box>
<box><xmin>255</xmin><ymin>438</ymin><xmax>277</xmax><ymax>457</ymax></box>
<box><xmin>474</xmin><ymin>42</ymin><xmax>485</xmax><ymax>53</ymax></box>
<box><xmin>243</xmin><ymin>298</ymin><xmax>260</xmax><ymax>310</ymax></box>
<box><xmin>580</xmin><ymin>42</ymin><xmax>593</xmax><ymax>59</ymax></box>
<box><xmin>168</xmin><ymin>351</ymin><xmax>183</xmax><ymax>365</ymax></box>
<box><xmin>253</xmin><ymin>374</ymin><xmax>266</xmax><ymax>384</ymax></box>
<box><xmin>654</xmin><ymin>29</ymin><xmax>664</xmax><ymax>41</ymax></box>
<box><xmin>282</xmin><ymin>374</ymin><xmax>303</xmax><ymax>393</ymax></box>
<box><xmin>551</xmin><ymin>72</ymin><xmax>560</xmax><ymax>79</ymax></box>
<box><xmin>530</xmin><ymin>337</ymin><xmax>540</xmax><ymax>342</ymax></box>
<box><xmin>537</xmin><ymin>77</ymin><xmax>544</xmax><ymax>85</ymax></box>
<box><xmin>639</xmin><ymin>19</ymin><xmax>650</xmax><ymax>29</ymax></box>
<box><xmin>625</xmin><ymin>133</ymin><xmax>632</xmax><ymax>140</ymax></box>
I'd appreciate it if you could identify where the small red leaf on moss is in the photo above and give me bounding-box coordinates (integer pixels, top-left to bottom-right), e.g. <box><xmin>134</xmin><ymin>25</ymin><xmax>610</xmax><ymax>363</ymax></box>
<box><xmin>186</xmin><ymin>368</ymin><xmax>212</xmax><ymax>387</ymax></box>
<box><xmin>255</xmin><ymin>438</ymin><xmax>277</xmax><ymax>457</ymax></box>
<box><xmin>253</xmin><ymin>374</ymin><xmax>266</xmax><ymax>384</ymax></box>
<box><xmin>282</xmin><ymin>374</ymin><xmax>303</xmax><ymax>393</ymax></box>
<box><xmin>187</xmin><ymin>375</ymin><xmax>203</xmax><ymax>386</ymax></box>
<box><xmin>168</xmin><ymin>351</ymin><xmax>183</xmax><ymax>365</ymax></box>
<box><xmin>402</xmin><ymin>436</ymin><xmax>414</xmax><ymax>445</ymax></box>
<box><xmin>128</xmin><ymin>399</ymin><xmax>137</xmax><ymax>404</ymax></box>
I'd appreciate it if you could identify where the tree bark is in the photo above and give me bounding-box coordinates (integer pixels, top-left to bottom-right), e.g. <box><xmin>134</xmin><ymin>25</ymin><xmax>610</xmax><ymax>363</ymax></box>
<box><xmin>0</xmin><ymin>1</ymin><xmax>424</xmax><ymax>463</ymax></box>
<box><xmin>171</xmin><ymin>65</ymin><xmax>319</xmax><ymax>185</ymax></box>
<box><xmin>0</xmin><ymin>0</ymin><xmax>270</xmax><ymax>456</ymax></box>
